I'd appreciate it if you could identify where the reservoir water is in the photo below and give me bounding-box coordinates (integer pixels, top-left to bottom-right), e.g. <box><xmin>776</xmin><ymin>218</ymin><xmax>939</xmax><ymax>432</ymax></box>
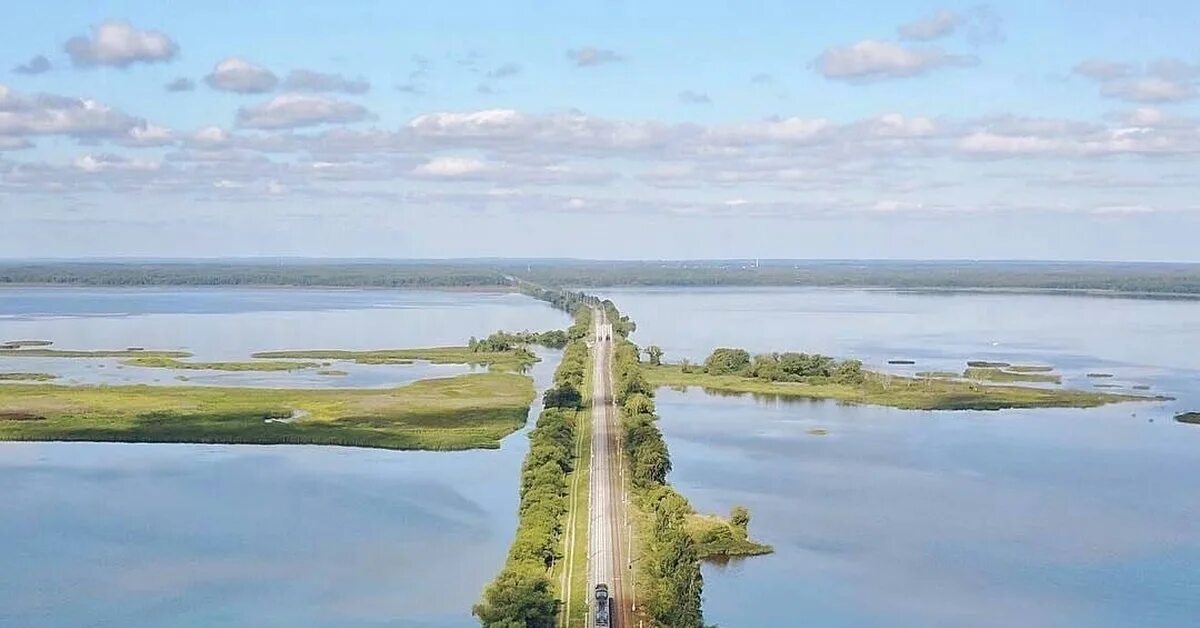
<box><xmin>0</xmin><ymin>288</ymin><xmax>568</xmax><ymax>627</ymax></box>
<box><xmin>604</xmin><ymin>287</ymin><xmax>1200</xmax><ymax>627</ymax></box>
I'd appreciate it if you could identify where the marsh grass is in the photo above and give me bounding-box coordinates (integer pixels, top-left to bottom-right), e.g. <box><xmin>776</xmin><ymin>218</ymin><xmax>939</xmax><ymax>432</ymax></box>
<box><xmin>647</xmin><ymin>365</ymin><xmax>1149</xmax><ymax>410</ymax></box>
<box><xmin>0</xmin><ymin>372</ymin><xmax>58</xmax><ymax>381</ymax></box>
<box><xmin>124</xmin><ymin>357</ymin><xmax>320</xmax><ymax>371</ymax></box>
<box><xmin>253</xmin><ymin>346</ymin><xmax>536</xmax><ymax>371</ymax></box>
<box><xmin>0</xmin><ymin>348</ymin><xmax>192</xmax><ymax>358</ymax></box>
<box><xmin>0</xmin><ymin>372</ymin><xmax>534</xmax><ymax>450</ymax></box>
<box><xmin>964</xmin><ymin>366</ymin><xmax>1062</xmax><ymax>384</ymax></box>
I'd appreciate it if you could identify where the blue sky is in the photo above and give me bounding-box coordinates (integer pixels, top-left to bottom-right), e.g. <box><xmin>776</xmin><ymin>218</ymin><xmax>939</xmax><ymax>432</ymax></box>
<box><xmin>2</xmin><ymin>1</ymin><xmax>1199</xmax><ymax>260</ymax></box>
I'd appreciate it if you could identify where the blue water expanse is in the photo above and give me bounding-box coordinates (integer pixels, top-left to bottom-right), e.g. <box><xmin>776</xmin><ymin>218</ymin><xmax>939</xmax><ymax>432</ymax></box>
<box><xmin>0</xmin><ymin>288</ymin><xmax>568</xmax><ymax>627</ymax></box>
<box><xmin>603</xmin><ymin>287</ymin><xmax>1200</xmax><ymax>627</ymax></box>
<box><xmin>0</xmin><ymin>287</ymin><xmax>566</xmax><ymax>387</ymax></box>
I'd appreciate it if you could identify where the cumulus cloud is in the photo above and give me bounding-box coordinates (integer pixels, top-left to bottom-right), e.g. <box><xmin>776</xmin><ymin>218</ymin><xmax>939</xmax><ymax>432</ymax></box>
<box><xmin>1073</xmin><ymin>59</ymin><xmax>1132</xmax><ymax>81</ymax></box>
<box><xmin>283</xmin><ymin>69</ymin><xmax>370</xmax><ymax>94</ymax></box>
<box><xmin>164</xmin><ymin>77</ymin><xmax>195</xmax><ymax>92</ymax></box>
<box><xmin>120</xmin><ymin>123</ymin><xmax>175</xmax><ymax>147</ymax></box>
<box><xmin>1101</xmin><ymin>77</ymin><xmax>1196</xmax><ymax>103</ymax></box>
<box><xmin>1074</xmin><ymin>58</ymin><xmax>1199</xmax><ymax>103</ymax></box>
<box><xmin>236</xmin><ymin>94</ymin><xmax>373</xmax><ymax>129</ymax></box>
<box><xmin>205</xmin><ymin>57</ymin><xmax>278</xmax><ymax>93</ymax></box>
<box><xmin>0</xmin><ymin>84</ymin><xmax>142</xmax><ymax>138</ymax></box>
<box><xmin>898</xmin><ymin>9</ymin><xmax>962</xmax><ymax>41</ymax></box>
<box><xmin>567</xmin><ymin>47</ymin><xmax>624</xmax><ymax>67</ymax></box>
<box><xmin>63</xmin><ymin>21</ymin><xmax>178</xmax><ymax>68</ymax></box>
<box><xmin>13</xmin><ymin>55</ymin><xmax>52</xmax><ymax>75</ymax></box>
<box><xmin>678</xmin><ymin>90</ymin><xmax>711</xmax><ymax>104</ymax></box>
<box><xmin>486</xmin><ymin>63</ymin><xmax>522</xmax><ymax>79</ymax></box>
<box><xmin>814</xmin><ymin>40</ymin><xmax>976</xmax><ymax>80</ymax></box>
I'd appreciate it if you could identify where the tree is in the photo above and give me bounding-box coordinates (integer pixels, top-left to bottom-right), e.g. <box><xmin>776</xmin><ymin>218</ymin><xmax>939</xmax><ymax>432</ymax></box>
<box><xmin>473</xmin><ymin>566</ymin><xmax>559</xmax><ymax>627</ymax></box>
<box><xmin>645</xmin><ymin>345</ymin><xmax>664</xmax><ymax>366</ymax></box>
<box><xmin>703</xmin><ymin>347</ymin><xmax>751</xmax><ymax>375</ymax></box>
<box><xmin>542</xmin><ymin>384</ymin><xmax>582</xmax><ymax>409</ymax></box>
<box><xmin>730</xmin><ymin>505</ymin><xmax>750</xmax><ymax>534</ymax></box>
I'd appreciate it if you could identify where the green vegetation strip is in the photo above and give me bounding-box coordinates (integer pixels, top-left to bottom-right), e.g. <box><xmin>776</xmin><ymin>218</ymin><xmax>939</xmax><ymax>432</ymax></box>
<box><xmin>475</xmin><ymin>306</ymin><xmax>594</xmax><ymax>627</ymax></box>
<box><xmin>1175</xmin><ymin>412</ymin><xmax>1200</xmax><ymax>425</ymax></box>
<box><xmin>123</xmin><ymin>357</ymin><xmax>321</xmax><ymax>371</ymax></box>
<box><xmin>963</xmin><ymin>366</ymin><xmax>1062</xmax><ymax>384</ymax></box>
<box><xmin>647</xmin><ymin>365</ymin><xmax>1148</xmax><ymax>410</ymax></box>
<box><xmin>0</xmin><ymin>348</ymin><xmax>192</xmax><ymax>358</ymax></box>
<box><xmin>0</xmin><ymin>372</ymin><xmax>534</xmax><ymax>451</ymax></box>
<box><xmin>253</xmin><ymin>346</ymin><xmax>536</xmax><ymax>371</ymax></box>
<box><xmin>0</xmin><ymin>372</ymin><xmax>58</xmax><ymax>381</ymax></box>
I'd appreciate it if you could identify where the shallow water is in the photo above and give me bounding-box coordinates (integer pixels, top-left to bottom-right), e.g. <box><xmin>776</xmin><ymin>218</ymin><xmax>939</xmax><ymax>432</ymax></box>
<box><xmin>0</xmin><ymin>287</ymin><xmax>563</xmax><ymax>387</ymax></box>
<box><xmin>602</xmin><ymin>287</ymin><xmax>1200</xmax><ymax>627</ymax></box>
<box><xmin>0</xmin><ymin>288</ymin><xmax>567</xmax><ymax>627</ymax></box>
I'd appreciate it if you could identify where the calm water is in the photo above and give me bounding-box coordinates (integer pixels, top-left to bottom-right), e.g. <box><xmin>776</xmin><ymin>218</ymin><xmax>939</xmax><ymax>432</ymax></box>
<box><xmin>0</xmin><ymin>287</ymin><xmax>566</xmax><ymax>387</ymax></box>
<box><xmin>603</xmin><ymin>287</ymin><xmax>1200</xmax><ymax>628</ymax></box>
<box><xmin>0</xmin><ymin>288</ymin><xmax>567</xmax><ymax>627</ymax></box>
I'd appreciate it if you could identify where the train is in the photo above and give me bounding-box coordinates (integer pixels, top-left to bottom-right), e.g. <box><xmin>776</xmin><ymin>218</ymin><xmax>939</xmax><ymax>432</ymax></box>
<box><xmin>594</xmin><ymin>583</ymin><xmax>611</xmax><ymax>627</ymax></box>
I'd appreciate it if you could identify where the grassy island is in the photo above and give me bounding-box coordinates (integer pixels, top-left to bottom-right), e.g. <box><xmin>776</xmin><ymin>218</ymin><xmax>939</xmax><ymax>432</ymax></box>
<box><xmin>0</xmin><ymin>372</ymin><xmax>59</xmax><ymax>381</ymax></box>
<box><xmin>647</xmin><ymin>365</ymin><xmax>1148</xmax><ymax>410</ymax></box>
<box><xmin>123</xmin><ymin>357</ymin><xmax>322</xmax><ymax>371</ymax></box>
<box><xmin>0</xmin><ymin>348</ymin><xmax>192</xmax><ymax>358</ymax></box>
<box><xmin>1175</xmin><ymin>412</ymin><xmax>1200</xmax><ymax>425</ymax></box>
<box><xmin>252</xmin><ymin>346</ymin><xmax>536</xmax><ymax>371</ymax></box>
<box><xmin>688</xmin><ymin>509</ymin><xmax>774</xmax><ymax>559</ymax></box>
<box><xmin>0</xmin><ymin>372</ymin><xmax>534</xmax><ymax>450</ymax></box>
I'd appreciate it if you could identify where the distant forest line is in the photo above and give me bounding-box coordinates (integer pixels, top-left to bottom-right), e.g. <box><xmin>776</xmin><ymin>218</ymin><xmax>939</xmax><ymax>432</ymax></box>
<box><xmin>1</xmin><ymin>260</ymin><xmax>1198</xmax><ymax>296</ymax></box>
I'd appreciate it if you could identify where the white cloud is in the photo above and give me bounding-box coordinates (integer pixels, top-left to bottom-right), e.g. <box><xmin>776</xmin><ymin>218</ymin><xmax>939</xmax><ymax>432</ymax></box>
<box><xmin>1100</xmin><ymin>77</ymin><xmax>1196</xmax><ymax>103</ymax></box>
<box><xmin>1074</xmin><ymin>58</ymin><xmax>1199</xmax><ymax>103</ymax></box>
<box><xmin>898</xmin><ymin>10</ymin><xmax>962</xmax><ymax>41</ymax></box>
<box><xmin>814</xmin><ymin>40</ymin><xmax>976</xmax><ymax>80</ymax></box>
<box><xmin>283</xmin><ymin>70</ymin><xmax>370</xmax><ymax>94</ymax></box>
<box><xmin>75</xmin><ymin>153</ymin><xmax>161</xmax><ymax>172</ymax></box>
<box><xmin>412</xmin><ymin>156</ymin><xmax>488</xmax><ymax>177</ymax></box>
<box><xmin>63</xmin><ymin>21</ymin><xmax>178</xmax><ymax>68</ymax></box>
<box><xmin>0</xmin><ymin>84</ymin><xmax>141</xmax><ymax>138</ymax></box>
<box><xmin>236</xmin><ymin>94</ymin><xmax>374</xmax><ymax>129</ymax></box>
<box><xmin>205</xmin><ymin>58</ymin><xmax>278</xmax><ymax>93</ymax></box>
<box><xmin>679</xmin><ymin>90</ymin><xmax>711</xmax><ymax>104</ymax></box>
<box><xmin>121</xmin><ymin>124</ymin><xmax>175</xmax><ymax>147</ymax></box>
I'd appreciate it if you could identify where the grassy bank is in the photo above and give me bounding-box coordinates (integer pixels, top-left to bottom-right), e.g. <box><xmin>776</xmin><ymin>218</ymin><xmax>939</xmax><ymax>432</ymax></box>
<box><xmin>963</xmin><ymin>366</ymin><xmax>1062</xmax><ymax>384</ymax></box>
<box><xmin>647</xmin><ymin>365</ymin><xmax>1148</xmax><ymax>410</ymax></box>
<box><xmin>253</xmin><ymin>346</ymin><xmax>535</xmax><ymax>371</ymax></box>
<box><xmin>0</xmin><ymin>372</ymin><xmax>534</xmax><ymax>450</ymax></box>
<box><xmin>686</xmin><ymin>512</ymin><xmax>774</xmax><ymax>558</ymax></box>
<box><xmin>124</xmin><ymin>357</ymin><xmax>321</xmax><ymax>371</ymax></box>
<box><xmin>0</xmin><ymin>372</ymin><xmax>58</xmax><ymax>381</ymax></box>
<box><xmin>0</xmin><ymin>348</ymin><xmax>192</xmax><ymax>358</ymax></box>
<box><xmin>474</xmin><ymin>307</ymin><xmax>592</xmax><ymax>627</ymax></box>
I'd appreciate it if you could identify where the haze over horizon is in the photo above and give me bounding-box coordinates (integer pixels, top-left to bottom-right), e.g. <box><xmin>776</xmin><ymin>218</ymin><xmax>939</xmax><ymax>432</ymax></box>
<box><xmin>3</xmin><ymin>2</ymin><xmax>1200</xmax><ymax>261</ymax></box>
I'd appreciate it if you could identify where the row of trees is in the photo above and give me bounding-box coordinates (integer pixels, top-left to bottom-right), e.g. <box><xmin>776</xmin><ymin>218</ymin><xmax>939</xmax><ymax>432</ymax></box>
<box><xmin>469</xmin><ymin>330</ymin><xmax>569</xmax><ymax>352</ymax></box>
<box><xmin>473</xmin><ymin>308</ymin><xmax>594</xmax><ymax>627</ymax></box>
<box><xmin>610</xmin><ymin>315</ymin><xmax>705</xmax><ymax>628</ymax></box>
<box><xmin>701</xmin><ymin>347</ymin><xmax>865</xmax><ymax>384</ymax></box>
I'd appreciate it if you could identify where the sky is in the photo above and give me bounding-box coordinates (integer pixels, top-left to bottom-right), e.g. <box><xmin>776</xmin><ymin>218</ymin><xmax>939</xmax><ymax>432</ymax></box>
<box><xmin>2</xmin><ymin>1</ymin><xmax>1199</xmax><ymax>261</ymax></box>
